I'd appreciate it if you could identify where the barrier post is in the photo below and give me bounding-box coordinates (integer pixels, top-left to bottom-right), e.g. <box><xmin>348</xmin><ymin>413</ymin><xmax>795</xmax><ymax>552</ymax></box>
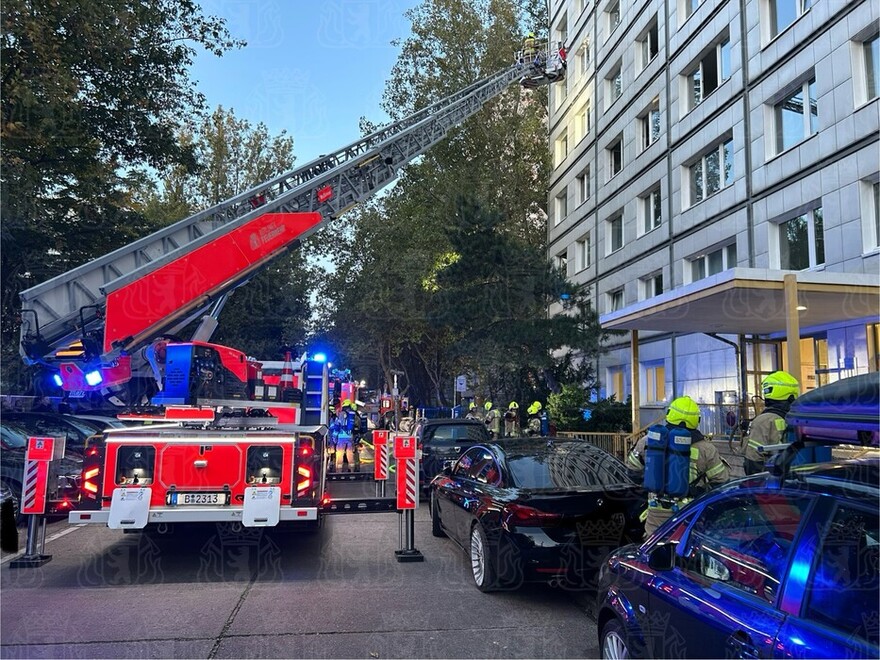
<box><xmin>9</xmin><ymin>436</ymin><xmax>60</xmax><ymax>569</ymax></box>
<box><xmin>393</xmin><ymin>435</ymin><xmax>423</xmax><ymax>562</ymax></box>
<box><xmin>373</xmin><ymin>430</ymin><xmax>390</xmax><ymax>498</ymax></box>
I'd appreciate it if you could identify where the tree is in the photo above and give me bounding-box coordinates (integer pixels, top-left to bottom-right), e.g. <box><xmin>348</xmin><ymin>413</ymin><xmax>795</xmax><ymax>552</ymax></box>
<box><xmin>1</xmin><ymin>0</ymin><xmax>244</xmax><ymax>391</ymax></box>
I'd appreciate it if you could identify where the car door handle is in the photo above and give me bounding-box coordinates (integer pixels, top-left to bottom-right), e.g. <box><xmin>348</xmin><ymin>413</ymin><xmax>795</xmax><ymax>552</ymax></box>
<box><xmin>726</xmin><ymin>631</ymin><xmax>759</xmax><ymax>660</ymax></box>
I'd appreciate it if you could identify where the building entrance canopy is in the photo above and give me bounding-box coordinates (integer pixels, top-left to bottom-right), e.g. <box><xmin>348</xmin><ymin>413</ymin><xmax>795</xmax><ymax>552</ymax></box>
<box><xmin>599</xmin><ymin>268</ymin><xmax>879</xmax><ymax>335</ymax></box>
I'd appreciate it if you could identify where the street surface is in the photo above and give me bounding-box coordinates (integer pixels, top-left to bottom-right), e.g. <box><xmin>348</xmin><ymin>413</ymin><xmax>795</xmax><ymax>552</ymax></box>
<box><xmin>1</xmin><ymin>481</ymin><xmax>599</xmax><ymax>659</ymax></box>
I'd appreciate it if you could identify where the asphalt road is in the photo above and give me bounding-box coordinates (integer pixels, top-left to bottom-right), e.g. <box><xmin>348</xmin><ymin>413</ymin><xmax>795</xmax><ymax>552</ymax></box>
<box><xmin>0</xmin><ymin>481</ymin><xmax>600</xmax><ymax>659</ymax></box>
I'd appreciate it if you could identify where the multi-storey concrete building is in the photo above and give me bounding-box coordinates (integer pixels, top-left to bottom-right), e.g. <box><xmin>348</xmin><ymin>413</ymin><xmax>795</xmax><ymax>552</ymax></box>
<box><xmin>547</xmin><ymin>0</ymin><xmax>879</xmax><ymax>430</ymax></box>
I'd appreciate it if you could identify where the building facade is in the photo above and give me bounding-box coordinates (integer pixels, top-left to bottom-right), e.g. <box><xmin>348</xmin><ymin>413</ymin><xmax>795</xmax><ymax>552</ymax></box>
<box><xmin>547</xmin><ymin>0</ymin><xmax>879</xmax><ymax>428</ymax></box>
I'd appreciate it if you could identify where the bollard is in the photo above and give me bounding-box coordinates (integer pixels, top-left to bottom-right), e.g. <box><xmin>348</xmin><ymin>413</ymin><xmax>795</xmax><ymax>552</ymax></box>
<box><xmin>393</xmin><ymin>435</ymin><xmax>423</xmax><ymax>562</ymax></box>
<box><xmin>9</xmin><ymin>435</ymin><xmax>60</xmax><ymax>568</ymax></box>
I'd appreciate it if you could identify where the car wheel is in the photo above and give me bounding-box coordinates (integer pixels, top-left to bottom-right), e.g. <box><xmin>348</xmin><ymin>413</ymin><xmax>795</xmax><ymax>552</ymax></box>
<box><xmin>1</xmin><ymin>481</ymin><xmax>22</xmax><ymax>526</ymax></box>
<box><xmin>470</xmin><ymin>523</ymin><xmax>499</xmax><ymax>592</ymax></box>
<box><xmin>430</xmin><ymin>492</ymin><xmax>446</xmax><ymax>538</ymax></box>
<box><xmin>600</xmin><ymin>618</ymin><xmax>630</xmax><ymax>660</ymax></box>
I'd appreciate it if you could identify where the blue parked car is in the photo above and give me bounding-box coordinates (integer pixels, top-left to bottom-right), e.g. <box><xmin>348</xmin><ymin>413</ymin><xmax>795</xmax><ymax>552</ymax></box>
<box><xmin>596</xmin><ymin>457</ymin><xmax>879</xmax><ymax>658</ymax></box>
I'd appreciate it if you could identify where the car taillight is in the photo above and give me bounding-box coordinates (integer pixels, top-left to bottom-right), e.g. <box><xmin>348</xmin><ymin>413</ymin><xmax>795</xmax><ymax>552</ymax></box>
<box><xmin>296</xmin><ymin>465</ymin><xmax>312</xmax><ymax>496</ymax></box>
<box><xmin>502</xmin><ymin>503</ymin><xmax>564</xmax><ymax>528</ymax></box>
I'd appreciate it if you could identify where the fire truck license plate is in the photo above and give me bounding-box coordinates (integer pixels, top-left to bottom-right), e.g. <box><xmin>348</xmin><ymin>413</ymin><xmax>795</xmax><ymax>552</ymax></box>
<box><xmin>173</xmin><ymin>492</ymin><xmax>225</xmax><ymax>506</ymax></box>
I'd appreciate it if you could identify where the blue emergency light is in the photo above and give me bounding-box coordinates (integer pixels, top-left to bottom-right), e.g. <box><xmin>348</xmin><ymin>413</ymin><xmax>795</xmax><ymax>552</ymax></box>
<box><xmin>52</xmin><ymin>374</ymin><xmax>63</xmax><ymax>387</ymax></box>
<box><xmin>84</xmin><ymin>369</ymin><xmax>103</xmax><ymax>386</ymax></box>
<box><xmin>312</xmin><ymin>352</ymin><xmax>327</xmax><ymax>363</ymax></box>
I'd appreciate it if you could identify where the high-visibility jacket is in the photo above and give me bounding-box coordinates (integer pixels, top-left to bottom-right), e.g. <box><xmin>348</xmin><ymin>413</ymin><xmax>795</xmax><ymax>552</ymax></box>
<box><xmin>742</xmin><ymin>408</ymin><xmax>787</xmax><ymax>462</ymax></box>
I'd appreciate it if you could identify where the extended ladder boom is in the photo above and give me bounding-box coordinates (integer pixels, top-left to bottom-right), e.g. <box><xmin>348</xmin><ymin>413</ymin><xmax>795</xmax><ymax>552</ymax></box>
<box><xmin>20</xmin><ymin>65</ymin><xmax>522</xmax><ymax>376</ymax></box>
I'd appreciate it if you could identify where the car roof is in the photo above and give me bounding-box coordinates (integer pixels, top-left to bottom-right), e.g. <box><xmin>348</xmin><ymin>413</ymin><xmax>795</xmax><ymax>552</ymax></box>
<box><xmin>421</xmin><ymin>418</ymin><xmax>485</xmax><ymax>427</ymax></box>
<box><xmin>488</xmin><ymin>437</ymin><xmax>624</xmax><ymax>460</ymax></box>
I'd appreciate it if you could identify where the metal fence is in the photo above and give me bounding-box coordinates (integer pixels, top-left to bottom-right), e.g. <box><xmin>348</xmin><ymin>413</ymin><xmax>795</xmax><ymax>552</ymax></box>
<box><xmin>555</xmin><ymin>431</ymin><xmax>631</xmax><ymax>461</ymax></box>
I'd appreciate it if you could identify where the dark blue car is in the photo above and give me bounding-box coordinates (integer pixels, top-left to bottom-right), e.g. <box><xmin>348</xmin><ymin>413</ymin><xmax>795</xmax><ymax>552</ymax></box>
<box><xmin>596</xmin><ymin>457</ymin><xmax>879</xmax><ymax>658</ymax></box>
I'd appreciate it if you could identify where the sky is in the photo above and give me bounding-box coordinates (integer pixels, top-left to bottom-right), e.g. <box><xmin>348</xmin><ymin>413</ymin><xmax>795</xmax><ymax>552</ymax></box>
<box><xmin>190</xmin><ymin>0</ymin><xmax>420</xmax><ymax>166</ymax></box>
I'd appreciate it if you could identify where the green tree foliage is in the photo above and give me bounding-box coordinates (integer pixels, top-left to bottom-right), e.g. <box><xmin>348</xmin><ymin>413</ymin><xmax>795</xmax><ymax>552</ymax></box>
<box><xmin>582</xmin><ymin>396</ymin><xmax>633</xmax><ymax>433</ymax></box>
<box><xmin>547</xmin><ymin>383</ymin><xmax>591</xmax><ymax>431</ymax></box>
<box><xmin>1</xmin><ymin>0</ymin><xmax>244</xmax><ymax>390</ymax></box>
<box><xmin>138</xmin><ymin>107</ymin><xmax>311</xmax><ymax>360</ymax></box>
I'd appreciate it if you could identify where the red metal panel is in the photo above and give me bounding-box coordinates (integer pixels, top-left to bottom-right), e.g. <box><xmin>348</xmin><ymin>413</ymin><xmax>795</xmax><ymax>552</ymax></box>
<box><xmin>26</xmin><ymin>437</ymin><xmax>55</xmax><ymax>461</ymax></box>
<box><xmin>103</xmin><ymin>212</ymin><xmax>322</xmax><ymax>353</ymax></box>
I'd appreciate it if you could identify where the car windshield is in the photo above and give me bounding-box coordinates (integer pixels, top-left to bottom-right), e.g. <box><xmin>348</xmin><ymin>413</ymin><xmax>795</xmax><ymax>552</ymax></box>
<box><xmin>506</xmin><ymin>445</ymin><xmax>632</xmax><ymax>489</ymax></box>
<box><xmin>426</xmin><ymin>424</ymin><xmax>486</xmax><ymax>446</ymax></box>
<box><xmin>1</xmin><ymin>425</ymin><xmax>27</xmax><ymax>449</ymax></box>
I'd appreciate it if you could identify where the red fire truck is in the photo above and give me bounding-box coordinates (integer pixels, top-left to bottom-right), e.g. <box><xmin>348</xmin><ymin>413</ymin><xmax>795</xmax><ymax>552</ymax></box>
<box><xmin>17</xmin><ymin>59</ymin><xmax>556</xmax><ymax>532</ymax></box>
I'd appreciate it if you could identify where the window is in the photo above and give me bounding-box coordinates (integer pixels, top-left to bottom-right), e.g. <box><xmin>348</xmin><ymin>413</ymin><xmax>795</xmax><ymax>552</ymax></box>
<box><xmin>690</xmin><ymin>243</ymin><xmax>737</xmax><ymax>281</ymax></box>
<box><xmin>866</xmin><ymin>35</ymin><xmax>879</xmax><ymax>102</ymax></box>
<box><xmin>579</xmin><ymin>42</ymin><xmax>591</xmax><ymax>76</ymax></box>
<box><xmin>804</xmin><ymin>504</ymin><xmax>879</xmax><ymax>645</ymax></box>
<box><xmin>770</xmin><ymin>0</ymin><xmax>812</xmax><ymax>40</ymax></box>
<box><xmin>874</xmin><ymin>182</ymin><xmax>880</xmax><ymax>248</ymax></box>
<box><xmin>686</xmin><ymin>39</ymin><xmax>732</xmax><ymax>111</ymax></box>
<box><xmin>555</xmin><ymin>251</ymin><xmax>568</xmax><ymax>274</ymax></box>
<box><xmin>554</xmin><ymin>190</ymin><xmax>568</xmax><ymax>225</ymax></box>
<box><xmin>643</xmin><ymin>360</ymin><xmax>666</xmax><ymax>402</ymax></box>
<box><xmin>606</xmin><ymin>65</ymin><xmax>622</xmax><ymax>108</ymax></box>
<box><xmin>608</xmin><ymin>214</ymin><xmax>624</xmax><ymax>252</ymax></box>
<box><xmin>778</xmin><ymin>207</ymin><xmax>824</xmax><ymax>270</ymax></box>
<box><xmin>689</xmin><ymin>138</ymin><xmax>733</xmax><ymax>205</ymax></box>
<box><xmin>682</xmin><ymin>0</ymin><xmax>703</xmax><ymax>21</ymax></box>
<box><xmin>577</xmin><ymin>100</ymin><xmax>592</xmax><ymax>141</ymax></box>
<box><xmin>641</xmin><ymin>97</ymin><xmax>661</xmax><ymax>150</ymax></box>
<box><xmin>682</xmin><ymin>493</ymin><xmax>811</xmax><ymax>602</ymax></box>
<box><xmin>607</xmin><ymin>0</ymin><xmax>621</xmax><ymax>34</ymax></box>
<box><xmin>641</xmin><ymin>187</ymin><xmax>662</xmax><ymax>233</ymax></box>
<box><xmin>774</xmin><ymin>78</ymin><xmax>818</xmax><ymax>153</ymax></box>
<box><xmin>639</xmin><ymin>18</ymin><xmax>659</xmax><ymax>70</ymax></box>
<box><xmin>608</xmin><ymin>137</ymin><xmax>623</xmax><ymax>178</ymax></box>
<box><xmin>607</xmin><ymin>366</ymin><xmax>625</xmax><ymax>400</ymax></box>
<box><xmin>641</xmin><ymin>273</ymin><xmax>663</xmax><ymax>300</ymax></box>
<box><xmin>576</xmin><ymin>233</ymin><xmax>592</xmax><ymax>271</ymax></box>
<box><xmin>555</xmin><ymin>129</ymin><xmax>569</xmax><ymax>166</ymax></box>
<box><xmin>608</xmin><ymin>289</ymin><xmax>625</xmax><ymax>313</ymax></box>
<box><xmin>577</xmin><ymin>166</ymin><xmax>592</xmax><ymax>204</ymax></box>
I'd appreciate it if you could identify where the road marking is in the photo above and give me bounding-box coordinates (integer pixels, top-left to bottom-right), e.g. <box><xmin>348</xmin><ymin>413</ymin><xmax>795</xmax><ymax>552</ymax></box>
<box><xmin>0</xmin><ymin>524</ymin><xmax>84</xmax><ymax>565</ymax></box>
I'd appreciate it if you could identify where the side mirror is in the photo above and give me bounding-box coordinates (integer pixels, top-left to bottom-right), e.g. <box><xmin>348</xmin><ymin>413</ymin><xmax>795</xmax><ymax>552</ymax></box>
<box><xmin>647</xmin><ymin>542</ymin><xmax>675</xmax><ymax>571</ymax></box>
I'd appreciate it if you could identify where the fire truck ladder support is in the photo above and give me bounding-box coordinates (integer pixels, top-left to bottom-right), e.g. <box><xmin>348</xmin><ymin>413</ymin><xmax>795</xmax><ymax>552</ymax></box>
<box><xmin>19</xmin><ymin>65</ymin><xmax>522</xmax><ymax>372</ymax></box>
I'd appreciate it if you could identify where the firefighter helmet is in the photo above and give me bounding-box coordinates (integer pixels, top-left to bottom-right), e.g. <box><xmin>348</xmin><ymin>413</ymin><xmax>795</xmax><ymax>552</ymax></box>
<box><xmin>484</xmin><ymin>401</ymin><xmax>493</xmax><ymax>411</ymax></box>
<box><xmin>469</xmin><ymin>402</ymin><xmax>476</xmax><ymax>410</ymax></box>
<box><xmin>762</xmin><ymin>370</ymin><xmax>800</xmax><ymax>401</ymax></box>
<box><xmin>666</xmin><ymin>396</ymin><xmax>700</xmax><ymax>430</ymax></box>
<box><xmin>508</xmin><ymin>401</ymin><xmax>519</xmax><ymax>410</ymax></box>
<box><xmin>527</xmin><ymin>401</ymin><xmax>542</xmax><ymax>415</ymax></box>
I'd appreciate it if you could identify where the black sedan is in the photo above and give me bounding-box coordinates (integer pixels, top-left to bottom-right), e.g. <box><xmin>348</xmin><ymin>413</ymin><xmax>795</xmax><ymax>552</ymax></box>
<box><xmin>417</xmin><ymin>418</ymin><xmax>490</xmax><ymax>498</ymax></box>
<box><xmin>430</xmin><ymin>438</ymin><xmax>646</xmax><ymax>592</ymax></box>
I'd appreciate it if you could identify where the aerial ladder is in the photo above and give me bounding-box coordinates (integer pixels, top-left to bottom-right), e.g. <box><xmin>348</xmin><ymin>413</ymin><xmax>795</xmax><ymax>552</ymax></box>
<box><xmin>18</xmin><ymin>52</ymin><xmax>562</xmax><ymax>406</ymax></box>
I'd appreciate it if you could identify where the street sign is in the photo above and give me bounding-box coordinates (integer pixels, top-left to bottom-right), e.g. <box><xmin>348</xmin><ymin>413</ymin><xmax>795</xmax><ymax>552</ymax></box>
<box><xmin>393</xmin><ymin>435</ymin><xmax>417</xmax><ymax>459</ymax></box>
<box><xmin>455</xmin><ymin>375</ymin><xmax>467</xmax><ymax>392</ymax></box>
<box><xmin>26</xmin><ymin>436</ymin><xmax>58</xmax><ymax>461</ymax></box>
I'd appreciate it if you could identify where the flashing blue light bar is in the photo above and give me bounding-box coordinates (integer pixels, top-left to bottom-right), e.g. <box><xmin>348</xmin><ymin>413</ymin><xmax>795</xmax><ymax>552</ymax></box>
<box><xmin>52</xmin><ymin>374</ymin><xmax>63</xmax><ymax>387</ymax></box>
<box><xmin>84</xmin><ymin>369</ymin><xmax>103</xmax><ymax>387</ymax></box>
<box><xmin>312</xmin><ymin>352</ymin><xmax>327</xmax><ymax>363</ymax></box>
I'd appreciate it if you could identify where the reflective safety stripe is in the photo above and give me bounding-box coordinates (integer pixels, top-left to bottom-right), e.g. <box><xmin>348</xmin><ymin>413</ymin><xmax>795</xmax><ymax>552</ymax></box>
<box><xmin>706</xmin><ymin>462</ymin><xmax>726</xmax><ymax>479</ymax></box>
<box><xmin>774</xmin><ymin>418</ymin><xmax>787</xmax><ymax>431</ymax></box>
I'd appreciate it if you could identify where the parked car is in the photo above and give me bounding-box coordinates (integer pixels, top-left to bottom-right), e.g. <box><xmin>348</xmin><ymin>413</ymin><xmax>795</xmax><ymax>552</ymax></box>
<box><xmin>0</xmin><ymin>422</ymin><xmax>82</xmax><ymax>523</ymax></box>
<box><xmin>416</xmin><ymin>418</ymin><xmax>491</xmax><ymax>498</ymax></box>
<box><xmin>1</xmin><ymin>412</ymin><xmax>93</xmax><ymax>458</ymax></box>
<box><xmin>596</xmin><ymin>457</ymin><xmax>880</xmax><ymax>659</ymax></box>
<box><xmin>430</xmin><ymin>438</ymin><xmax>646</xmax><ymax>592</ymax></box>
<box><xmin>71</xmin><ymin>414</ymin><xmax>130</xmax><ymax>431</ymax></box>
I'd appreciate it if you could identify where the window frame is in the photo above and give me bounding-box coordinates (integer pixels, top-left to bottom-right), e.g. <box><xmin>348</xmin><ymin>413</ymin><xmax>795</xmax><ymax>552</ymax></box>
<box><xmin>577</xmin><ymin>165</ymin><xmax>592</xmax><ymax>205</ymax></box>
<box><xmin>639</xmin><ymin>17</ymin><xmax>660</xmax><ymax>71</ymax></box>
<box><xmin>640</xmin><ymin>187</ymin><xmax>663</xmax><ymax>234</ymax></box>
<box><xmin>775</xmin><ymin>206</ymin><xmax>825</xmax><ymax>271</ymax></box>
<box><xmin>769</xmin><ymin>0</ymin><xmax>812</xmax><ymax>41</ymax></box>
<box><xmin>554</xmin><ymin>189</ymin><xmax>568</xmax><ymax>226</ymax></box>
<box><xmin>688</xmin><ymin>138</ymin><xmax>734</xmax><ymax>206</ymax></box>
<box><xmin>640</xmin><ymin>272</ymin><xmax>663</xmax><ymax>301</ymax></box>
<box><xmin>643</xmin><ymin>360</ymin><xmax>666</xmax><ymax>402</ymax></box>
<box><xmin>607</xmin><ymin>0</ymin><xmax>621</xmax><ymax>35</ymax></box>
<box><xmin>686</xmin><ymin>38</ymin><xmax>732</xmax><ymax>112</ymax></box>
<box><xmin>555</xmin><ymin>129</ymin><xmax>569</xmax><ymax>166</ymax></box>
<box><xmin>576</xmin><ymin>232</ymin><xmax>592</xmax><ymax>271</ymax></box>
<box><xmin>773</xmin><ymin>77</ymin><xmax>818</xmax><ymax>154</ymax></box>
<box><xmin>608</xmin><ymin>214</ymin><xmax>624</xmax><ymax>253</ymax></box>
<box><xmin>607</xmin><ymin>64</ymin><xmax>623</xmax><ymax>108</ymax></box>
<box><xmin>608</xmin><ymin>137</ymin><xmax>624</xmax><ymax>179</ymax></box>
<box><xmin>640</xmin><ymin>97</ymin><xmax>661</xmax><ymax>150</ymax></box>
<box><xmin>865</xmin><ymin>34</ymin><xmax>879</xmax><ymax>102</ymax></box>
<box><xmin>689</xmin><ymin>243</ymin><xmax>737</xmax><ymax>283</ymax></box>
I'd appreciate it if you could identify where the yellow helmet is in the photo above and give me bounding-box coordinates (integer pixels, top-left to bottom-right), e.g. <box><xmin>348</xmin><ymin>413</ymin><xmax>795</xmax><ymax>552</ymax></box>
<box><xmin>527</xmin><ymin>31</ymin><xmax>535</xmax><ymax>38</ymax></box>
<box><xmin>762</xmin><ymin>371</ymin><xmax>800</xmax><ymax>401</ymax></box>
<box><xmin>341</xmin><ymin>399</ymin><xmax>352</xmax><ymax>408</ymax></box>
<box><xmin>484</xmin><ymin>401</ymin><xmax>493</xmax><ymax>411</ymax></box>
<box><xmin>527</xmin><ymin>401</ymin><xmax>542</xmax><ymax>415</ymax></box>
<box><xmin>469</xmin><ymin>402</ymin><xmax>476</xmax><ymax>410</ymax></box>
<box><xmin>666</xmin><ymin>396</ymin><xmax>700</xmax><ymax>430</ymax></box>
<box><xmin>508</xmin><ymin>401</ymin><xmax>519</xmax><ymax>410</ymax></box>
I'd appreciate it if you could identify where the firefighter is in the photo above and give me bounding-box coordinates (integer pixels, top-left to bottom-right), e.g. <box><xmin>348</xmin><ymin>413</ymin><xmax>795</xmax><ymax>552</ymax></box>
<box><xmin>627</xmin><ymin>396</ymin><xmax>729</xmax><ymax>537</ymax></box>
<box><xmin>465</xmin><ymin>402</ymin><xmax>480</xmax><ymax>421</ymax></box>
<box><xmin>484</xmin><ymin>401</ymin><xmax>501</xmax><ymax>439</ymax></box>
<box><xmin>741</xmin><ymin>371</ymin><xmax>800</xmax><ymax>475</ymax></box>
<box><xmin>522</xmin><ymin>31</ymin><xmax>537</xmax><ymax>64</ymax></box>
<box><xmin>337</xmin><ymin>399</ymin><xmax>358</xmax><ymax>472</ymax></box>
<box><xmin>504</xmin><ymin>401</ymin><xmax>520</xmax><ymax>437</ymax></box>
<box><xmin>526</xmin><ymin>401</ymin><xmax>542</xmax><ymax>436</ymax></box>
